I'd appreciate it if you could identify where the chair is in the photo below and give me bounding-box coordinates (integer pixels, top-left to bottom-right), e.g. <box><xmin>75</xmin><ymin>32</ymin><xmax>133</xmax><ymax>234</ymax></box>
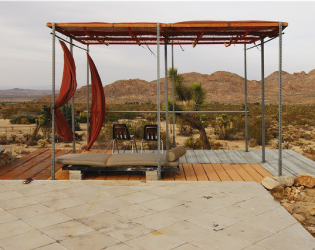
<box><xmin>141</xmin><ymin>124</ymin><xmax>163</xmax><ymax>153</ymax></box>
<box><xmin>112</xmin><ymin>124</ymin><xmax>138</xmax><ymax>154</ymax></box>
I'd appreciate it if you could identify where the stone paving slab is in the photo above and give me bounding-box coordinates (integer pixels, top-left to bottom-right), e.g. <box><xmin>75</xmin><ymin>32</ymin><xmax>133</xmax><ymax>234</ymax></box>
<box><xmin>0</xmin><ymin>180</ymin><xmax>314</xmax><ymax>250</ymax></box>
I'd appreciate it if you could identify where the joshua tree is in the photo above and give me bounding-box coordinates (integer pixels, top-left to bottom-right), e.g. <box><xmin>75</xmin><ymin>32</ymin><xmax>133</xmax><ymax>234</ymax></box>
<box><xmin>168</xmin><ymin>68</ymin><xmax>211</xmax><ymax>149</ymax></box>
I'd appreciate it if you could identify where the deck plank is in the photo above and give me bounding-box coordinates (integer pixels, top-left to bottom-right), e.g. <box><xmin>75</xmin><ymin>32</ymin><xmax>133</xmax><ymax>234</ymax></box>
<box><xmin>0</xmin><ymin>149</ymin><xmax>55</xmax><ymax>179</ymax></box>
<box><xmin>0</xmin><ymin>149</ymin><xmax>48</xmax><ymax>177</ymax></box>
<box><xmin>202</xmin><ymin>164</ymin><xmax>221</xmax><ymax>181</ymax></box>
<box><xmin>211</xmin><ymin>164</ymin><xmax>232</xmax><ymax>181</ymax></box>
<box><xmin>204</xmin><ymin>150</ymin><xmax>222</xmax><ymax>163</ymax></box>
<box><xmin>183</xmin><ymin>163</ymin><xmax>197</xmax><ymax>181</ymax></box>
<box><xmin>231</xmin><ymin>164</ymin><xmax>255</xmax><ymax>182</ymax></box>
<box><xmin>223</xmin><ymin>150</ymin><xmax>244</xmax><ymax>164</ymax></box>
<box><xmin>250</xmin><ymin>163</ymin><xmax>273</xmax><ymax>178</ymax></box>
<box><xmin>192</xmin><ymin>163</ymin><xmax>209</xmax><ymax>181</ymax></box>
<box><xmin>233</xmin><ymin>150</ymin><xmax>250</xmax><ymax>163</ymax></box>
<box><xmin>221</xmin><ymin>164</ymin><xmax>244</xmax><ymax>181</ymax></box>
<box><xmin>174</xmin><ymin>164</ymin><xmax>186</xmax><ymax>181</ymax></box>
<box><xmin>241</xmin><ymin>163</ymin><xmax>265</xmax><ymax>183</ymax></box>
<box><xmin>213</xmin><ymin>150</ymin><xmax>232</xmax><ymax>163</ymax></box>
<box><xmin>185</xmin><ymin>151</ymin><xmax>199</xmax><ymax>163</ymax></box>
<box><xmin>194</xmin><ymin>150</ymin><xmax>210</xmax><ymax>163</ymax></box>
<box><xmin>163</xmin><ymin>171</ymin><xmax>175</xmax><ymax>181</ymax></box>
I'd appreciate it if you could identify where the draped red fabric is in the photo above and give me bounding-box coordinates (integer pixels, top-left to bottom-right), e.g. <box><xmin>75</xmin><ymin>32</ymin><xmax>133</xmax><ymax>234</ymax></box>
<box><xmin>85</xmin><ymin>54</ymin><xmax>106</xmax><ymax>151</ymax></box>
<box><xmin>52</xmin><ymin>40</ymin><xmax>77</xmax><ymax>142</ymax></box>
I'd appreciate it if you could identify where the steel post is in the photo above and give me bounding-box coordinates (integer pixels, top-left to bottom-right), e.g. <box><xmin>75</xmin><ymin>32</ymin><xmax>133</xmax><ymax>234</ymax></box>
<box><xmin>244</xmin><ymin>44</ymin><xmax>249</xmax><ymax>152</ymax></box>
<box><xmin>261</xmin><ymin>37</ymin><xmax>266</xmax><ymax>162</ymax></box>
<box><xmin>70</xmin><ymin>38</ymin><xmax>75</xmax><ymax>153</ymax></box>
<box><xmin>278</xmin><ymin>23</ymin><xmax>283</xmax><ymax>176</ymax></box>
<box><xmin>172</xmin><ymin>44</ymin><xmax>175</xmax><ymax>147</ymax></box>
<box><xmin>86</xmin><ymin>44</ymin><xmax>90</xmax><ymax>145</ymax></box>
<box><xmin>164</xmin><ymin>38</ymin><xmax>169</xmax><ymax>151</ymax></box>
<box><xmin>157</xmin><ymin>23</ymin><xmax>161</xmax><ymax>180</ymax></box>
<box><xmin>51</xmin><ymin>23</ymin><xmax>56</xmax><ymax>180</ymax></box>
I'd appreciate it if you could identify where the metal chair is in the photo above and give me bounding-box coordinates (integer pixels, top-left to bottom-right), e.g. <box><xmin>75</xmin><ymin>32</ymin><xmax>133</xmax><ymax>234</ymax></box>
<box><xmin>141</xmin><ymin>124</ymin><xmax>163</xmax><ymax>153</ymax></box>
<box><xmin>112</xmin><ymin>124</ymin><xmax>138</xmax><ymax>154</ymax></box>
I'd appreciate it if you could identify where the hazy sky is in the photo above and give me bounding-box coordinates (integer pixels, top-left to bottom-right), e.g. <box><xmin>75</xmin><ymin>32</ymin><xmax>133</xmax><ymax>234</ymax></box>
<box><xmin>0</xmin><ymin>1</ymin><xmax>314</xmax><ymax>90</ymax></box>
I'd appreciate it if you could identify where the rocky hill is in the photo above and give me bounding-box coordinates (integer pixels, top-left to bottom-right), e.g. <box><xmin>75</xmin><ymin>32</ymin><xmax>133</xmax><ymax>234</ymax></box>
<box><xmin>34</xmin><ymin>70</ymin><xmax>315</xmax><ymax>105</ymax></box>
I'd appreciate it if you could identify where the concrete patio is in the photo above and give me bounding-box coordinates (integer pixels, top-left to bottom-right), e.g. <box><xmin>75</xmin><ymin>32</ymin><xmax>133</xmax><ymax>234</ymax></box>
<box><xmin>0</xmin><ymin>180</ymin><xmax>314</xmax><ymax>250</ymax></box>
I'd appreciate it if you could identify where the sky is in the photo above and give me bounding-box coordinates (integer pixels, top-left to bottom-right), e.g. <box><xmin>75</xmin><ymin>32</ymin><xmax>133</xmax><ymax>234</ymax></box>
<box><xmin>0</xmin><ymin>1</ymin><xmax>314</xmax><ymax>90</ymax></box>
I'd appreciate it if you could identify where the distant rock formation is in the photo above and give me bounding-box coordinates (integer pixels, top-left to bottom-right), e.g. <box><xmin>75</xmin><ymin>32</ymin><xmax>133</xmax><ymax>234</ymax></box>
<box><xmin>34</xmin><ymin>70</ymin><xmax>315</xmax><ymax>105</ymax></box>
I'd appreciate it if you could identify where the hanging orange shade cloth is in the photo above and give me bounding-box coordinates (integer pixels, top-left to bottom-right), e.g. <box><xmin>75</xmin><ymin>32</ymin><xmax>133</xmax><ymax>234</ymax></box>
<box><xmin>85</xmin><ymin>53</ymin><xmax>106</xmax><ymax>151</ymax></box>
<box><xmin>53</xmin><ymin>40</ymin><xmax>77</xmax><ymax>142</ymax></box>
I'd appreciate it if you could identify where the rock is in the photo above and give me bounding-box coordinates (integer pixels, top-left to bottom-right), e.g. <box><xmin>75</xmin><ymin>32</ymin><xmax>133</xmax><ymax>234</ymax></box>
<box><xmin>292</xmin><ymin>213</ymin><xmax>306</xmax><ymax>223</ymax></box>
<box><xmin>284</xmin><ymin>187</ymin><xmax>291</xmax><ymax>196</ymax></box>
<box><xmin>273</xmin><ymin>176</ymin><xmax>295</xmax><ymax>187</ymax></box>
<box><xmin>270</xmin><ymin>185</ymin><xmax>284</xmax><ymax>199</ymax></box>
<box><xmin>294</xmin><ymin>174</ymin><xmax>315</xmax><ymax>188</ymax></box>
<box><xmin>307</xmin><ymin>227</ymin><xmax>315</xmax><ymax>234</ymax></box>
<box><xmin>262</xmin><ymin>177</ymin><xmax>282</xmax><ymax>190</ymax></box>
<box><xmin>282</xmin><ymin>202</ymin><xmax>294</xmax><ymax>214</ymax></box>
<box><xmin>309</xmin><ymin>207</ymin><xmax>315</xmax><ymax>216</ymax></box>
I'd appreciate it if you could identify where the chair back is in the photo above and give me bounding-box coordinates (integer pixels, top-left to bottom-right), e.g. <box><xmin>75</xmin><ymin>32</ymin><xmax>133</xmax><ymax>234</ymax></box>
<box><xmin>143</xmin><ymin>124</ymin><xmax>158</xmax><ymax>141</ymax></box>
<box><xmin>113</xmin><ymin>124</ymin><xmax>131</xmax><ymax>140</ymax></box>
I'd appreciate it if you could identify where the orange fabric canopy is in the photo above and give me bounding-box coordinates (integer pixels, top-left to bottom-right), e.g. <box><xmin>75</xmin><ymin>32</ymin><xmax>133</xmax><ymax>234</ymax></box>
<box><xmin>53</xmin><ymin>40</ymin><xmax>77</xmax><ymax>142</ymax></box>
<box><xmin>47</xmin><ymin>20</ymin><xmax>288</xmax><ymax>46</ymax></box>
<box><xmin>85</xmin><ymin>53</ymin><xmax>106</xmax><ymax>151</ymax></box>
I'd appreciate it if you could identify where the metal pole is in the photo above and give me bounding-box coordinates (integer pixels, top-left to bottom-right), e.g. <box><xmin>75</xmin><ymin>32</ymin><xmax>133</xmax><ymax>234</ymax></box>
<box><xmin>172</xmin><ymin>43</ymin><xmax>175</xmax><ymax>147</ymax></box>
<box><xmin>244</xmin><ymin>44</ymin><xmax>249</xmax><ymax>152</ymax></box>
<box><xmin>261</xmin><ymin>37</ymin><xmax>266</xmax><ymax>162</ymax></box>
<box><xmin>157</xmin><ymin>23</ymin><xmax>161</xmax><ymax>180</ymax></box>
<box><xmin>278</xmin><ymin>22</ymin><xmax>283</xmax><ymax>176</ymax></box>
<box><xmin>86</xmin><ymin>44</ymin><xmax>90</xmax><ymax>145</ymax></box>
<box><xmin>164</xmin><ymin>38</ymin><xmax>169</xmax><ymax>151</ymax></box>
<box><xmin>70</xmin><ymin>38</ymin><xmax>75</xmax><ymax>153</ymax></box>
<box><xmin>51</xmin><ymin>22</ymin><xmax>56</xmax><ymax>180</ymax></box>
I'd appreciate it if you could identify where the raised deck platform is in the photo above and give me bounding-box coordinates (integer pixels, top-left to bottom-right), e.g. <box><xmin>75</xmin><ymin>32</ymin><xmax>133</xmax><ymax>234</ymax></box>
<box><xmin>0</xmin><ymin>149</ymin><xmax>314</xmax><ymax>181</ymax></box>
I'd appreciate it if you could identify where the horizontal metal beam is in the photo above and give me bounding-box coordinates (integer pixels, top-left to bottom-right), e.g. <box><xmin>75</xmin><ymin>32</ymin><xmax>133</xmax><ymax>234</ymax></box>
<box><xmin>106</xmin><ymin>110</ymin><xmax>249</xmax><ymax>113</ymax></box>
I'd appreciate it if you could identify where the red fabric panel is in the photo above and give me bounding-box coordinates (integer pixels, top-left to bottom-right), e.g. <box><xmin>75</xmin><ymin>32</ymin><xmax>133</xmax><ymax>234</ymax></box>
<box><xmin>52</xmin><ymin>40</ymin><xmax>77</xmax><ymax>142</ymax></box>
<box><xmin>85</xmin><ymin>53</ymin><xmax>106</xmax><ymax>151</ymax></box>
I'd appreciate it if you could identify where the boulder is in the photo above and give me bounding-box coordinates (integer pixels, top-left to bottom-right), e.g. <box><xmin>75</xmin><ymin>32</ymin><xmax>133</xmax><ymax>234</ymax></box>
<box><xmin>294</xmin><ymin>174</ymin><xmax>315</xmax><ymax>188</ymax></box>
<box><xmin>273</xmin><ymin>176</ymin><xmax>295</xmax><ymax>187</ymax></box>
<box><xmin>282</xmin><ymin>202</ymin><xmax>294</xmax><ymax>214</ymax></box>
<box><xmin>309</xmin><ymin>207</ymin><xmax>315</xmax><ymax>216</ymax></box>
<box><xmin>292</xmin><ymin>213</ymin><xmax>305</xmax><ymax>223</ymax></box>
<box><xmin>270</xmin><ymin>186</ymin><xmax>284</xmax><ymax>199</ymax></box>
<box><xmin>262</xmin><ymin>177</ymin><xmax>282</xmax><ymax>190</ymax></box>
<box><xmin>307</xmin><ymin>227</ymin><xmax>315</xmax><ymax>234</ymax></box>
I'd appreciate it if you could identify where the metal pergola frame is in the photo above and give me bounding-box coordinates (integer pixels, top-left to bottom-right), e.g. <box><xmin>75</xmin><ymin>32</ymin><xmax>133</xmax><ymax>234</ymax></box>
<box><xmin>49</xmin><ymin>21</ymin><xmax>287</xmax><ymax>180</ymax></box>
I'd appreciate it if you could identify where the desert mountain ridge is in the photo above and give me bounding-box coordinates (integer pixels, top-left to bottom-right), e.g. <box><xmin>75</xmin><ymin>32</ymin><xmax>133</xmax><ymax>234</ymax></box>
<box><xmin>34</xmin><ymin>70</ymin><xmax>315</xmax><ymax>105</ymax></box>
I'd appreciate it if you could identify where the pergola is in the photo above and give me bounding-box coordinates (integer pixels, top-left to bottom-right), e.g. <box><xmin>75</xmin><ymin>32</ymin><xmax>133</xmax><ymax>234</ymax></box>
<box><xmin>47</xmin><ymin>20</ymin><xmax>288</xmax><ymax>180</ymax></box>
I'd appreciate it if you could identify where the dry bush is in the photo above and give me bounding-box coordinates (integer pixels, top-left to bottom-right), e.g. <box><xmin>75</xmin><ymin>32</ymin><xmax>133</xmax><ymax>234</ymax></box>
<box><xmin>303</xmin><ymin>145</ymin><xmax>315</xmax><ymax>155</ymax></box>
<box><xmin>249</xmin><ymin>138</ymin><xmax>258</xmax><ymax>147</ymax></box>
<box><xmin>210</xmin><ymin>140</ymin><xmax>224</xmax><ymax>149</ymax></box>
<box><xmin>0</xmin><ymin>150</ymin><xmax>17</xmax><ymax>167</ymax></box>
<box><xmin>10</xmin><ymin>134</ymin><xmax>17</xmax><ymax>142</ymax></box>
<box><xmin>38</xmin><ymin>139</ymin><xmax>48</xmax><ymax>148</ymax></box>
<box><xmin>273</xmin><ymin>141</ymin><xmax>292</xmax><ymax>149</ymax></box>
<box><xmin>0</xmin><ymin>133</ymin><xmax>7</xmax><ymax>144</ymax></box>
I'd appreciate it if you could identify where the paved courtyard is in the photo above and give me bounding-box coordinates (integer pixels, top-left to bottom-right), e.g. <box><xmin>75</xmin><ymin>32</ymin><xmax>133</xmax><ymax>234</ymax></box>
<box><xmin>0</xmin><ymin>180</ymin><xmax>314</xmax><ymax>250</ymax></box>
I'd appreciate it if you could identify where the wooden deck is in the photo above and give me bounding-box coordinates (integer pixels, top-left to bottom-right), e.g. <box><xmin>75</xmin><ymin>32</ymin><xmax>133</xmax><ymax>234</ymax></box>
<box><xmin>0</xmin><ymin>149</ymin><xmax>314</xmax><ymax>182</ymax></box>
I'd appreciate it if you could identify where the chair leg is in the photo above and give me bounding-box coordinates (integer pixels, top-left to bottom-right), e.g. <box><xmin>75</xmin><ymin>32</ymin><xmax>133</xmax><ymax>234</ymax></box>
<box><xmin>141</xmin><ymin>140</ymin><xmax>144</xmax><ymax>153</ymax></box>
<box><xmin>116</xmin><ymin>139</ymin><xmax>119</xmax><ymax>154</ymax></box>
<box><xmin>132</xmin><ymin>140</ymin><xmax>134</xmax><ymax>153</ymax></box>
<box><xmin>112</xmin><ymin>140</ymin><xmax>115</xmax><ymax>154</ymax></box>
<box><xmin>133</xmin><ymin>139</ymin><xmax>138</xmax><ymax>153</ymax></box>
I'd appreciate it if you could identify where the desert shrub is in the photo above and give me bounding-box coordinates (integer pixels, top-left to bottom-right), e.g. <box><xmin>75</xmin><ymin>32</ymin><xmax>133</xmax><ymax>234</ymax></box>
<box><xmin>10</xmin><ymin>134</ymin><xmax>17</xmax><ymax>142</ymax></box>
<box><xmin>77</xmin><ymin>112</ymin><xmax>87</xmax><ymax>123</ymax></box>
<box><xmin>38</xmin><ymin>139</ymin><xmax>48</xmax><ymax>148</ymax></box>
<box><xmin>10</xmin><ymin>115</ymin><xmax>36</xmax><ymax>124</ymax></box>
<box><xmin>249</xmin><ymin>138</ymin><xmax>258</xmax><ymax>147</ymax></box>
<box><xmin>209</xmin><ymin>140</ymin><xmax>224</xmax><ymax>149</ymax></box>
<box><xmin>184</xmin><ymin>136</ymin><xmax>202</xmax><ymax>149</ymax></box>
<box><xmin>0</xmin><ymin>133</ymin><xmax>7</xmax><ymax>144</ymax></box>
<box><xmin>303</xmin><ymin>145</ymin><xmax>315</xmax><ymax>155</ymax></box>
<box><xmin>248</xmin><ymin>116</ymin><xmax>272</xmax><ymax>145</ymax></box>
<box><xmin>22</xmin><ymin>133</ymin><xmax>30</xmax><ymax>142</ymax></box>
